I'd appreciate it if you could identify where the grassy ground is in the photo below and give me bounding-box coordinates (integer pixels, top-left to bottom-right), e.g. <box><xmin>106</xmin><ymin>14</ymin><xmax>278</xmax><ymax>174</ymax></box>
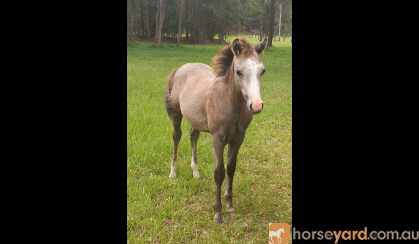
<box><xmin>128</xmin><ymin>37</ymin><xmax>292</xmax><ymax>243</ymax></box>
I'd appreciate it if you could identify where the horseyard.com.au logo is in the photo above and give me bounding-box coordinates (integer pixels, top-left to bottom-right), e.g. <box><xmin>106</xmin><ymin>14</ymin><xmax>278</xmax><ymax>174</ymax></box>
<box><xmin>269</xmin><ymin>223</ymin><xmax>291</xmax><ymax>244</ymax></box>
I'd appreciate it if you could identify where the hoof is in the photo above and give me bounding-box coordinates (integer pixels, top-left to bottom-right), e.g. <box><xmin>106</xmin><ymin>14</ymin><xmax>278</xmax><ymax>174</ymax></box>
<box><xmin>214</xmin><ymin>213</ymin><xmax>222</xmax><ymax>223</ymax></box>
<box><xmin>169</xmin><ymin>171</ymin><xmax>176</xmax><ymax>179</ymax></box>
<box><xmin>226</xmin><ymin>207</ymin><xmax>235</xmax><ymax>213</ymax></box>
<box><xmin>192</xmin><ymin>171</ymin><xmax>200</xmax><ymax>179</ymax></box>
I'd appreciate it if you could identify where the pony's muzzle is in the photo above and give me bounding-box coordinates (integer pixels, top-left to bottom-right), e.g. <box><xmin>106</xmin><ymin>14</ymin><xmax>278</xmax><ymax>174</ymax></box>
<box><xmin>250</xmin><ymin>99</ymin><xmax>264</xmax><ymax>114</ymax></box>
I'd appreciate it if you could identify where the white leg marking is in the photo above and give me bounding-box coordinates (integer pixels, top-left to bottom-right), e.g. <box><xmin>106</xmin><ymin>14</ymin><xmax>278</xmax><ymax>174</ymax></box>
<box><xmin>191</xmin><ymin>157</ymin><xmax>200</xmax><ymax>178</ymax></box>
<box><xmin>169</xmin><ymin>162</ymin><xmax>176</xmax><ymax>178</ymax></box>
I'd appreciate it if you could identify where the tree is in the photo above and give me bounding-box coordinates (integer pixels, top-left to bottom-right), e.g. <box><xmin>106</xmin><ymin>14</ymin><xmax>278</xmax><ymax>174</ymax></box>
<box><xmin>143</xmin><ymin>0</ymin><xmax>150</xmax><ymax>39</ymax></box>
<box><xmin>278</xmin><ymin>2</ymin><xmax>282</xmax><ymax>38</ymax></box>
<box><xmin>126</xmin><ymin>0</ymin><xmax>292</xmax><ymax>44</ymax></box>
<box><xmin>176</xmin><ymin>0</ymin><xmax>183</xmax><ymax>46</ymax></box>
<box><xmin>155</xmin><ymin>0</ymin><xmax>166</xmax><ymax>45</ymax></box>
<box><xmin>267</xmin><ymin>0</ymin><xmax>277</xmax><ymax>47</ymax></box>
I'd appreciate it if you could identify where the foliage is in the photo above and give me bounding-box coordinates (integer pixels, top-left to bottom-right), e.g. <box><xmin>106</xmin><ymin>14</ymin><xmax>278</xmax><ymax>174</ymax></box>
<box><xmin>127</xmin><ymin>0</ymin><xmax>292</xmax><ymax>43</ymax></box>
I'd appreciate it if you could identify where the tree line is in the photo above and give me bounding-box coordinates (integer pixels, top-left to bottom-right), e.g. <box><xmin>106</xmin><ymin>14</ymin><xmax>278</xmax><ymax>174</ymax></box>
<box><xmin>127</xmin><ymin>0</ymin><xmax>292</xmax><ymax>46</ymax></box>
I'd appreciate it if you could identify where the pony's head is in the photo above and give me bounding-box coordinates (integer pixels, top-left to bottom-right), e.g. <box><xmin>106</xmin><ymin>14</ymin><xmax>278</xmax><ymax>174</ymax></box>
<box><xmin>213</xmin><ymin>38</ymin><xmax>267</xmax><ymax>114</ymax></box>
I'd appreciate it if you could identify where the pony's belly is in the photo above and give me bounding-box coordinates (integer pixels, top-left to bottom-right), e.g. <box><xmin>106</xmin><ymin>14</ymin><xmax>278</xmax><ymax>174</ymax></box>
<box><xmin>182</xmin><ymin>110</ymin><xmax>209</xmax><ymax>131</ymax></box>
<box><xmin>179</xmin><ymin>88</ymin><xmax>210</xmax><ymax>131</ymax></box>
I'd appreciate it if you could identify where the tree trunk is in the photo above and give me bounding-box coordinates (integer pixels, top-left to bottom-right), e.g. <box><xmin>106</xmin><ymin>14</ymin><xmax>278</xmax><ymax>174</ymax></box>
<box><xmin>143</xmin><ymin>0</ymin><xmax>150</xmax><ymax>39</ymax></box>
<box><xmin>155</xmin><ymin>8</ymin><xmax>159</xmax><ymax>41</ymax></box>
<box><xmin>155</xmin><ymin>0</ymin><xmax>166</xmax><ymax>45</ymax></box>
<box><xmin>267</xmin><ymin>0</ymin><xmax>276</xmax><ymax>47</ymax></box>
<box><xmin>193</xmin><ymin>0</ymin><xmax>198</xmax><ymax>44</ymax></box>
<box><xmin>177</xmin><ymin>0</ymin><xmax>183</xmax><ymax>46</ymax></box>
<box><xmin>184</xmin><ymin>0</ymin><xmax>189</xmax><ymax>40</ymax></box>
<box><xmin>278</xmin><ymin>3</ymin><xmax>282</xmax><ymax>39</ymax></box>
<box><xmin>136</xmin><ymin>0</ymin><xmax>142</xmax><ymax>39</ymax></box>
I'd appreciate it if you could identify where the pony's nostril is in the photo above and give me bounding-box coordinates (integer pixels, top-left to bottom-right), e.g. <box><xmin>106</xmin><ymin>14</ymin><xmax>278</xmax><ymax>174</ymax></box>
<box><xmin>250</xmin><ymin>102</ymin><xmax>263</xmax><ymax>113</ymax></box>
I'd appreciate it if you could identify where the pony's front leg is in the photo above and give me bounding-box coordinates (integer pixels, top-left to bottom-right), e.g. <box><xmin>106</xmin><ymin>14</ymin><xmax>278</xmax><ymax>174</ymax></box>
<box><xmin>225</xmin><ymin>133</ymin><xmax>245</xmax><ymax>213</ymax></box>
<box><xmin>212</xmin><ymin>133</ymin><xmax>226</xmax><ymax>223</ymax></box>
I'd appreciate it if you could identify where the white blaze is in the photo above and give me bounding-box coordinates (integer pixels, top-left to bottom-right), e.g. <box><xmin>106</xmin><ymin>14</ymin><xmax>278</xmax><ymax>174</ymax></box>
<box><xmin>244</xmin><ymin>59</ymin><xmax>263</xmax><ymax>107</ymax></box>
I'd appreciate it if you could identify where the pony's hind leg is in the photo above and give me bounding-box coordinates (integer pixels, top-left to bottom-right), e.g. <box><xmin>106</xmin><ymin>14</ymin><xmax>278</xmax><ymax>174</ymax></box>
<box><xmin>190</xmin><ymin>128</ymin><xmax>200</xmax><ymax>178</ymax></box>
<box><xmin>169</xmin><ymin>113</ymin><xmax>182</xmax><ymax>179</ymax></box>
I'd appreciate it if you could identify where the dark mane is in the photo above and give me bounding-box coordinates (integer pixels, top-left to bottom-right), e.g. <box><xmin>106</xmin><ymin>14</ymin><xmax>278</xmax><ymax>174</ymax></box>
<box><xmin>212</xmin><ymin>45</ymin><xmax>234</xmax><ymax>77</ymax></box>
<box><xmin>212</xmin><ymin>39</ymin><xmax>254</xmax><ymax>77</ymax></box>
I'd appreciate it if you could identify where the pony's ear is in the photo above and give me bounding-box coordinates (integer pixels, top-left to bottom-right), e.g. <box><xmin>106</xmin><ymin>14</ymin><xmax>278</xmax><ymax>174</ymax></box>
<box><xmin>231</xmin><ymin>38</ymin><xmax>242</xmax><ymax>56</ymax></box>
<box><xmin>255</xmin><ymin>38</ymin><xmax>268</xmax><ymax>54</ymax></box>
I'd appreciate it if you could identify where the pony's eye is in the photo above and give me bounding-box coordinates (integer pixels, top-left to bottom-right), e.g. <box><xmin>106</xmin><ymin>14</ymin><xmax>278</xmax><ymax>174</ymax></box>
<box><xmin>236</xmin><ymin>70</ymin><xmax>242</xmax><ymax>76</ymax></box>
<box><xmin>261</xmin><ymin>69</ymin><xmax>266</xmax><ymax>75</ymax></box>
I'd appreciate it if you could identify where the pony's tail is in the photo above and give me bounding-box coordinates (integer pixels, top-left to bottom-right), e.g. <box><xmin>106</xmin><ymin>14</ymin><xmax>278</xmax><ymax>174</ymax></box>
<box><xmin>164</xmin><ymin>69</ymin><xmax>178</xmax><ymax>114</ymax></box>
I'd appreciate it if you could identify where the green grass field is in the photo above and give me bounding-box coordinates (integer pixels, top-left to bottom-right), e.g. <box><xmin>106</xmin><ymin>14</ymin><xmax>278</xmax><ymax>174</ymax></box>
<box><xmin>128</xmin><ymin>37</ymin><xmax>292</xmax><ymax>243</ymax></box>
